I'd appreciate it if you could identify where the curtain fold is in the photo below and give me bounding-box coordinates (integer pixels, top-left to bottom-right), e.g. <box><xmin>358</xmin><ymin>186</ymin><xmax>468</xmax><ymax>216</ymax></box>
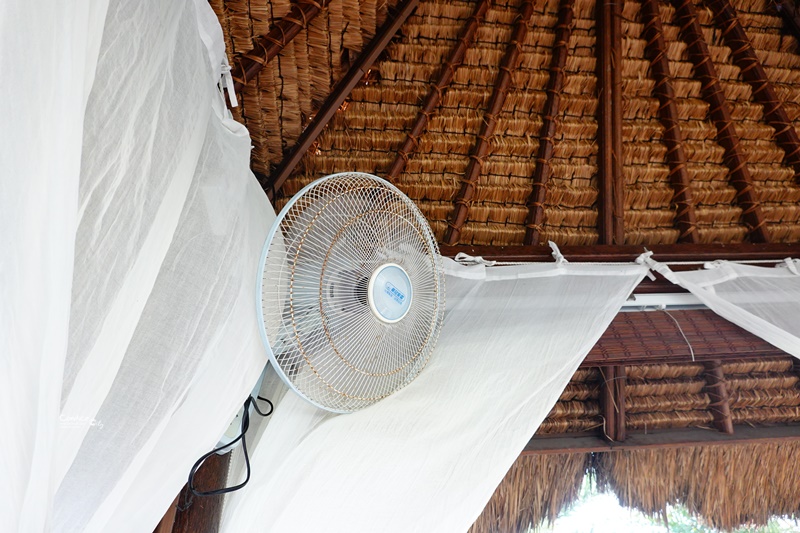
<box><xmin>647</xmin><ymin>259</ymin><xmax>800</xmax><ymax>359</ymax></box>
<box><xmin>222</xmin><ymin>258</ymin><xmax>648</xmax><ymax>533</ymax></box>
<box><xmin>3</xmin><ymin>0</ymin><xmax>271</xmax><ymax>531</ymax></box>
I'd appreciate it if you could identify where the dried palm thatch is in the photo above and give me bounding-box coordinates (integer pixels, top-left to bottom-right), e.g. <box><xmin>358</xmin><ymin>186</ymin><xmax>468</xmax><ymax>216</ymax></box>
<box><xmin>469</xmin><ymin>453</ymin><xmax>591</xmax><ymax>533</ymax></box>
<box><xmin>595</xmin><ymin>443</ymin><xmax>800</xmax><ymax>530</ymax></box>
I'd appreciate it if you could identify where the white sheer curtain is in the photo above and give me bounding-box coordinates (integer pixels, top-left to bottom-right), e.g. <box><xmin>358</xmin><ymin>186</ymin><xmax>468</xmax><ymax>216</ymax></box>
<box><xmin>2</xmin><ymin>1</ymin><xmax>271</xmax><ymax>531</ymax></box>
<box><xmin>222</xmin><ymin>257</ymin><xmax>648</xmax><ymax>533</ymax></box>
<box><xmin>647</xmin><ymin>259</ymin><xmax>800</xmax><ymax>359</ymax></box>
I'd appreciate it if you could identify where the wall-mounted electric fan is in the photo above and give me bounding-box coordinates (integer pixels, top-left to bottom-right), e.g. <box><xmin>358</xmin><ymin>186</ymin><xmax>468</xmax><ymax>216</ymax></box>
<box><xmin>257</xmin><ymin>172</ymin><xmax>446</xmax><ymax>413</ymax></box>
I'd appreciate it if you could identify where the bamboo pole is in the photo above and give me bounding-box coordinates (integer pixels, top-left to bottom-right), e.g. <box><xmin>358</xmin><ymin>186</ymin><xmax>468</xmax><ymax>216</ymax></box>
<box><xmin>387</xmin><ymin>0</ymin><xmax>492</xmax><ymax>181</ymax></box>
<box><xmin>230</xmin><ymin>1</ymin><xmax>330</xmax><ymax>93</ymax></box>
<box><xmin>266</xmin><ymin>0</ymin><xmax>420</xmax><ymax>200</ymax></box>
<box><xmin>444</xmin><ymin>1</ymin><xmax>535</xmax><ymax>245</ymax></box>
<box><xmin>707</xmin><ymin>0</ymin><xmax>800</xmax><ymax>183</ymax></box>
<box><xmin>597</xmin><ymin>0</ymin><xmax>623</xmax><ymax>244</ymax></box>
<box><xmin>640</xmin><ymin>0</ymin><xmax>699</xmax><ymax>243</ymax></box>
<box><xmin>671</xmin><ymin>0</ymin><xmax>770</xmax><ymax>243</ymax></box>
<box><xmin>523</xmin><ymin>0</ymin><xmax>575</xmax><ymax>245</ymax></box>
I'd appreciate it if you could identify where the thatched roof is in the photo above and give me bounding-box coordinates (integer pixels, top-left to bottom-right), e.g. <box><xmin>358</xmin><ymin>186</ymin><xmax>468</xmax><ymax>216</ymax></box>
<box><xmin>212</xmin><ymin>0</ymin><xmax>800</xmax><ymax>247</ymax></box>
<box><xmin>471</xmin><ymin>442</ymin><xmax>800</xmax><ymax>532</ymax></box>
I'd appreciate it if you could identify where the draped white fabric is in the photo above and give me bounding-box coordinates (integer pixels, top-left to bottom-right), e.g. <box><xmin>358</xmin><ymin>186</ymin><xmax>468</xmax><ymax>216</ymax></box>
<box><xmin>647</xmin><ymin>259</ymin><xmax>800</xmax><ymax>359</ymax></box>
<box><xmin>2</xmin><ymin>1</ymin><xmax>271</xmax><ymax>531</ymax></box>
<box><xmin>222</xmin><ymin>259</ymin><xmax>648</xmax><ymax>533</ymax></box>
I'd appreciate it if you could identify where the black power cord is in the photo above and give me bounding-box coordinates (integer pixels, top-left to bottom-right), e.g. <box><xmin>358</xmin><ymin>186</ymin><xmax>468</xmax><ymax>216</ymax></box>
<box><xmin>179</xmin><ymin>395</ymin><xmax>273</xmax><ymax>511</ymax></box>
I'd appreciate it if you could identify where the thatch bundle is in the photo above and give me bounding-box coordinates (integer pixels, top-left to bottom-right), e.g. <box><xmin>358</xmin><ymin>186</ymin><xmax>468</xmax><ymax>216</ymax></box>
<box><xmin>595</xmin><ymin>443</ymin><xmax>800</xmax><ymax>531</ymax></box>
<box><xmin>469</xmin><ymin>453</ymin><xmax>591</xmax><ymax>533</ymax></box>
<box><xmin>471</xmin><ymin>442</ymin><xmax>800</xmax><ymax>532</ymax></box>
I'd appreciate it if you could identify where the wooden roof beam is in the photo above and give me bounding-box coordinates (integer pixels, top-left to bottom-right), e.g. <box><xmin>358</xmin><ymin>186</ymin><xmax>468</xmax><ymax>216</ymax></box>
<box><xmin>266</xmin><ymin>0</ymin><xmax>420</xmax><ymax>200</ymax></box>
<box><xmin>703</xmin><ymin>360</ymin><xmax>735</xmax><ymax>434</ymax></box>
<box><xmin>523</xmin><ymin>0</ymin><xmax>575</xmax><ymax>245</ymax></box>
<box><xmin>597</xmin><ymin>0</ymin><xmax>624</xmax><ymax>245</ymax></box>
<box><xmin>444</xmin><ymin>1</ymin><xmax>535</xmax><ymax>245</ymax></box>
<box><xmin>387</xmin><ymin>0</ymin><xmax>492</xmax><ymax>181</ymax></box>
<box><xmin>640</xmin><ymin>0</ymin><xmax>699</xmax><ymax>243</ymax></box>
<box><xmin>671</xmin><ymin>0</ymin><xmax>770</xmax><ymax>243</ymax></box>
<box><xmin>707</xmin><ymin>0</ymin><xmax>800</xmax><ymax>183</ymax></box>
<box><xmin>523</xmin><ymin>425</ymin><xmax>800</xmax><ymax>455</ymax></box>
<box><xmin>230</xmin><ymin>1</ymin><xmax>330</xmax><ymax>93</ymax></box>
<box><xmin>439</xmin><ymin>242</ymin><xmax>798</xmax><ymax>262</ymax></box>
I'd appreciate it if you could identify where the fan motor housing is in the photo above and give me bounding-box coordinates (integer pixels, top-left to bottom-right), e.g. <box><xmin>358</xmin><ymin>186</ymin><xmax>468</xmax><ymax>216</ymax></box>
<box><xmin>367</xmin><ymin>263</ymin><xmax>413</xmax><ymax>324</ymax></box>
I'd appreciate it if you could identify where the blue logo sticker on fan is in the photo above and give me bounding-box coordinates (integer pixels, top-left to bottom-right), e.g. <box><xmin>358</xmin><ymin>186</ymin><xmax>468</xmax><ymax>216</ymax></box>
<box><xmin>384</xmin><ymin>281</ymin><xmax>406</xmax><ymax>304</ymax></box>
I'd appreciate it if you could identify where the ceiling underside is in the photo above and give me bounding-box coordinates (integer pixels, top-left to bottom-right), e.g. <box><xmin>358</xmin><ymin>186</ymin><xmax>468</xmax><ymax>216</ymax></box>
<box><xmin>213</xmin><ymin>0</ymin><xmax>800</xmax><ymax>247</ymax></box>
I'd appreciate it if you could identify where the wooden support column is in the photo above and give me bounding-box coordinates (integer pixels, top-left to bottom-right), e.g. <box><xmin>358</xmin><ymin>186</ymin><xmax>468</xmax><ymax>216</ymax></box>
<box><xmin>444</xmin><ymin>1</ymin><xmax>534</xmax><ymax>245</ymax></box>
<box><xmin>614</xmin><ymin>365</ymin><xmax>627</xmax><ymax>442</ymax></box>
<box><xmin>267</xmin><ymin>0</ymin><xmax>420</xmax><ymax>199</ymax></box>
<box><xmin>640</xmin><ymin>0</ymin><xmax>699</xmax><ymax>243</ymax></box>
<box><xmin>671</xmin><ymin>0</ymin><xmax>770</xmax><ymax>243</ymax></box>
<box><xmin>600</xmin><ymin>366</ymin><xmax>618</xmax><ymax>441</ymax></box>
<box><xmin>702</xmin><ymin>359</ymin><xmax>735</xmax><ymax>435</ymax></box>
<box><xmin>523</xmin><ymin>0</ymin><xmax>575</xmax><ymax>245</ymax></box>
<box><xmin>231</xmin><ymin>1</ymin><xmax>330</xmax><ymax>92</ymax></box>
<box><xmin>387</xmin><ymin>0</ymin><xmax>492</xmax><ymax>180</ymax></box>
<box><xmin>707</xmin><ymin>0</ymin><xmax>800</xmax><ymax>183</ymax></box>
<box><xmin>597</xmin><ymin>0</ymin><xmax>624</xmax><ymax>245</ymax></box>
<box><xmin>171</xmin><ymin>453</ymin><xmax>231</xmax><ymax>533</ymax></box>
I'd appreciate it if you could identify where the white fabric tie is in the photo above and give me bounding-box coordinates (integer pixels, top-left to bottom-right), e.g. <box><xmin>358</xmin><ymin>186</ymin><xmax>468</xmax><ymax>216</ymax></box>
<box><xmin>635</xmin><ymin>250</ymin><xmax>657</xmax><ymax>280</ymax></box>
<box><xmin>548</xmin><ymin>241</ymin><xmax>568</xmax><ymax>265</ymax></box>
<box><xmin>221</xmin><ymin>59</ymin><xmax>238</xmax><ymax>107</ymax></box>
<box><xmin>781</xmin><ymin>258</ymin><xmax>800</xmax><ymax>275</ymax></box>
<box><xmin>454</xmin><ymin>252</ymin><xmax>496</xmax><ymax>267</ymax></box>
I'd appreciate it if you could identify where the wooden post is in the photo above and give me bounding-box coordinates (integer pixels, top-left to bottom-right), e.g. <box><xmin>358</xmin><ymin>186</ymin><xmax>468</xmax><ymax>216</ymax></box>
<box><xmin>523</xmin><ymin>0</ymin><xmax>575</xmax><ymax>245</ymax></box>
<box><xmin>597</xmin><ymin>0</ymin><xmax>623</xmax><ymax>244</ymax></box>
<box><xmin>443</xmin><ymin>1</ymin><xmax>535</xmax><ymax>245</ymax></box>
<box><xmin>640</xmin><ymin>0</ymin><xmax>699</xmax><ymax>243</ymax></box>
<box><xmin>266</xmin><ymin>0</ymin><xmax>420</xmax><ymax>199</ymax></box>
<box><xmin>671</xmin><ymin>0</ymin><xmax>770</xmax><ymax>243</ymax></box>
<box><xmin>614</xmin><ymin>365</ymin><xmax>627</xmax><ymax>442</ymax></box>
<box><xmin>230</xmin><ymin>1</ymin><xmax>330</xmax><ymax>93</ymax></box>
<box><xmin>600</xmin><ymin>366</ymin><xmax>618</xmax><ymax>441</ymax></box>
<box><xmin>387</xmin><ymin>0</ymin><xmax>492</xmax><ymax>180</ymax></box>
<box><xmin>703</xmin><ymin>359</ymin><xmax>735</xmax><ymax>435</ymax></box>
<box><xmin>707</xmin><ymin>0</ymin><xmax>800</xmax><ymax>183</ymax></box>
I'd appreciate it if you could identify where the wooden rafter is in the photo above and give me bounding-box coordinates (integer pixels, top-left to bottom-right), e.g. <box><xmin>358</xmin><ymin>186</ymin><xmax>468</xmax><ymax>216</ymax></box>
<box><xmin>266</xmin><ymin>0</ymin><xmax>420</xmax><ymax>200</ymax></box>
<box><xmin>640</xmin><ymin>0</ymin><xmax>699</xmax><ymax>243</ymax></box>
<box><xmin>671</xmin><ymin>0</ymin><xmax>770</xmax><ymax>243</ymax></box>
<box><xmin>443</xmin><ymin>1</ymin><xmax>535</xmax><ymax>245</ymax></box>
<box><xmin>230</xmin><ymin>1</ymin><xmax>330</xmax><ymax>93</ymax></box>
<box><xmin>387</xmin><ymin>0</ymin><xmax>492</xmax><ymax>180</ymax></box>
<box><xmin>523</xmin><ymin>0</ymin><xmax>575</xmax><ymax>245</ymax></box>
<box><xmin>707</xmin><ymin>0</ymin><xmax>800</xmax><ymax>182</ymax></box>
<box><xmin>597</xmin><ymin>0</ymin><xmax>624</xmax><ymax>244</ymax></box>
<box><xmin>703</xmin><ymin>360</ymin><xmax>735</xmax><ymax>434</ymax></box>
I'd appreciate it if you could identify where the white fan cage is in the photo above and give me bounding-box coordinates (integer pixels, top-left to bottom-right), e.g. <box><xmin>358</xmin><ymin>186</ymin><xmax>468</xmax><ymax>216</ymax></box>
<box><xmin>258</xmin><ymin>173</ymin><xmax>445</xmax><ymax>412</ymax></box>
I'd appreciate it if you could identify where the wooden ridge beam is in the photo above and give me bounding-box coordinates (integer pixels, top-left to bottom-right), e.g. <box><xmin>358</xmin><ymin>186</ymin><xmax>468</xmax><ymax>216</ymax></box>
<box><xmin>444</xmin><ymin>1</ymin><xmax>534</xmax><ymax>245</ymax></box>
<box><xmin>438</xmin><ymin>242</ymin><xmax>800</xmax><ymax>262</ymax></box>
<box><xmin>266</xmin><ymin>0</ymin><xmax>420</xmax><ymax>200</ymax></box>
<box><xmin>671</xmin><ymin>0</ymin><xmax>770</xmax><ymax>243</ymax></box>
<box><xmin>703</xmin><ymin>359</ymin><xmax>735</xmax><ymax>434</ymax></box>
<box><xmin>231</xmin><ymin>1</ymin><xmax>329</xmax><ymax>93</ymax></box>
<box><xmin>597</xmin><ymin>0</ymin><xmax>624</xmax><ymax>244</ymax></box>
<box><xmin>640</xmin><ymin>0</ymin><xmax>699</xmax><ymax>243</ymax></box>
<box><xmin>387</xmin><ymin>0</ymin><xmax>492</xmax><ymax>181</ymax></box>
<box><xmin>707</xmin><ymin>0</ymin><xmax>800</xmax><ymax>183</ymax></box>
<box><xmin>522</xmin><ymin>424</ymin><xmax>800</xmax><ymax>454</ymax></box>
<box><xmin>523</xmin><ymin>0</ymin><xmax>575</xmax><ymax>245</ymax></box>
